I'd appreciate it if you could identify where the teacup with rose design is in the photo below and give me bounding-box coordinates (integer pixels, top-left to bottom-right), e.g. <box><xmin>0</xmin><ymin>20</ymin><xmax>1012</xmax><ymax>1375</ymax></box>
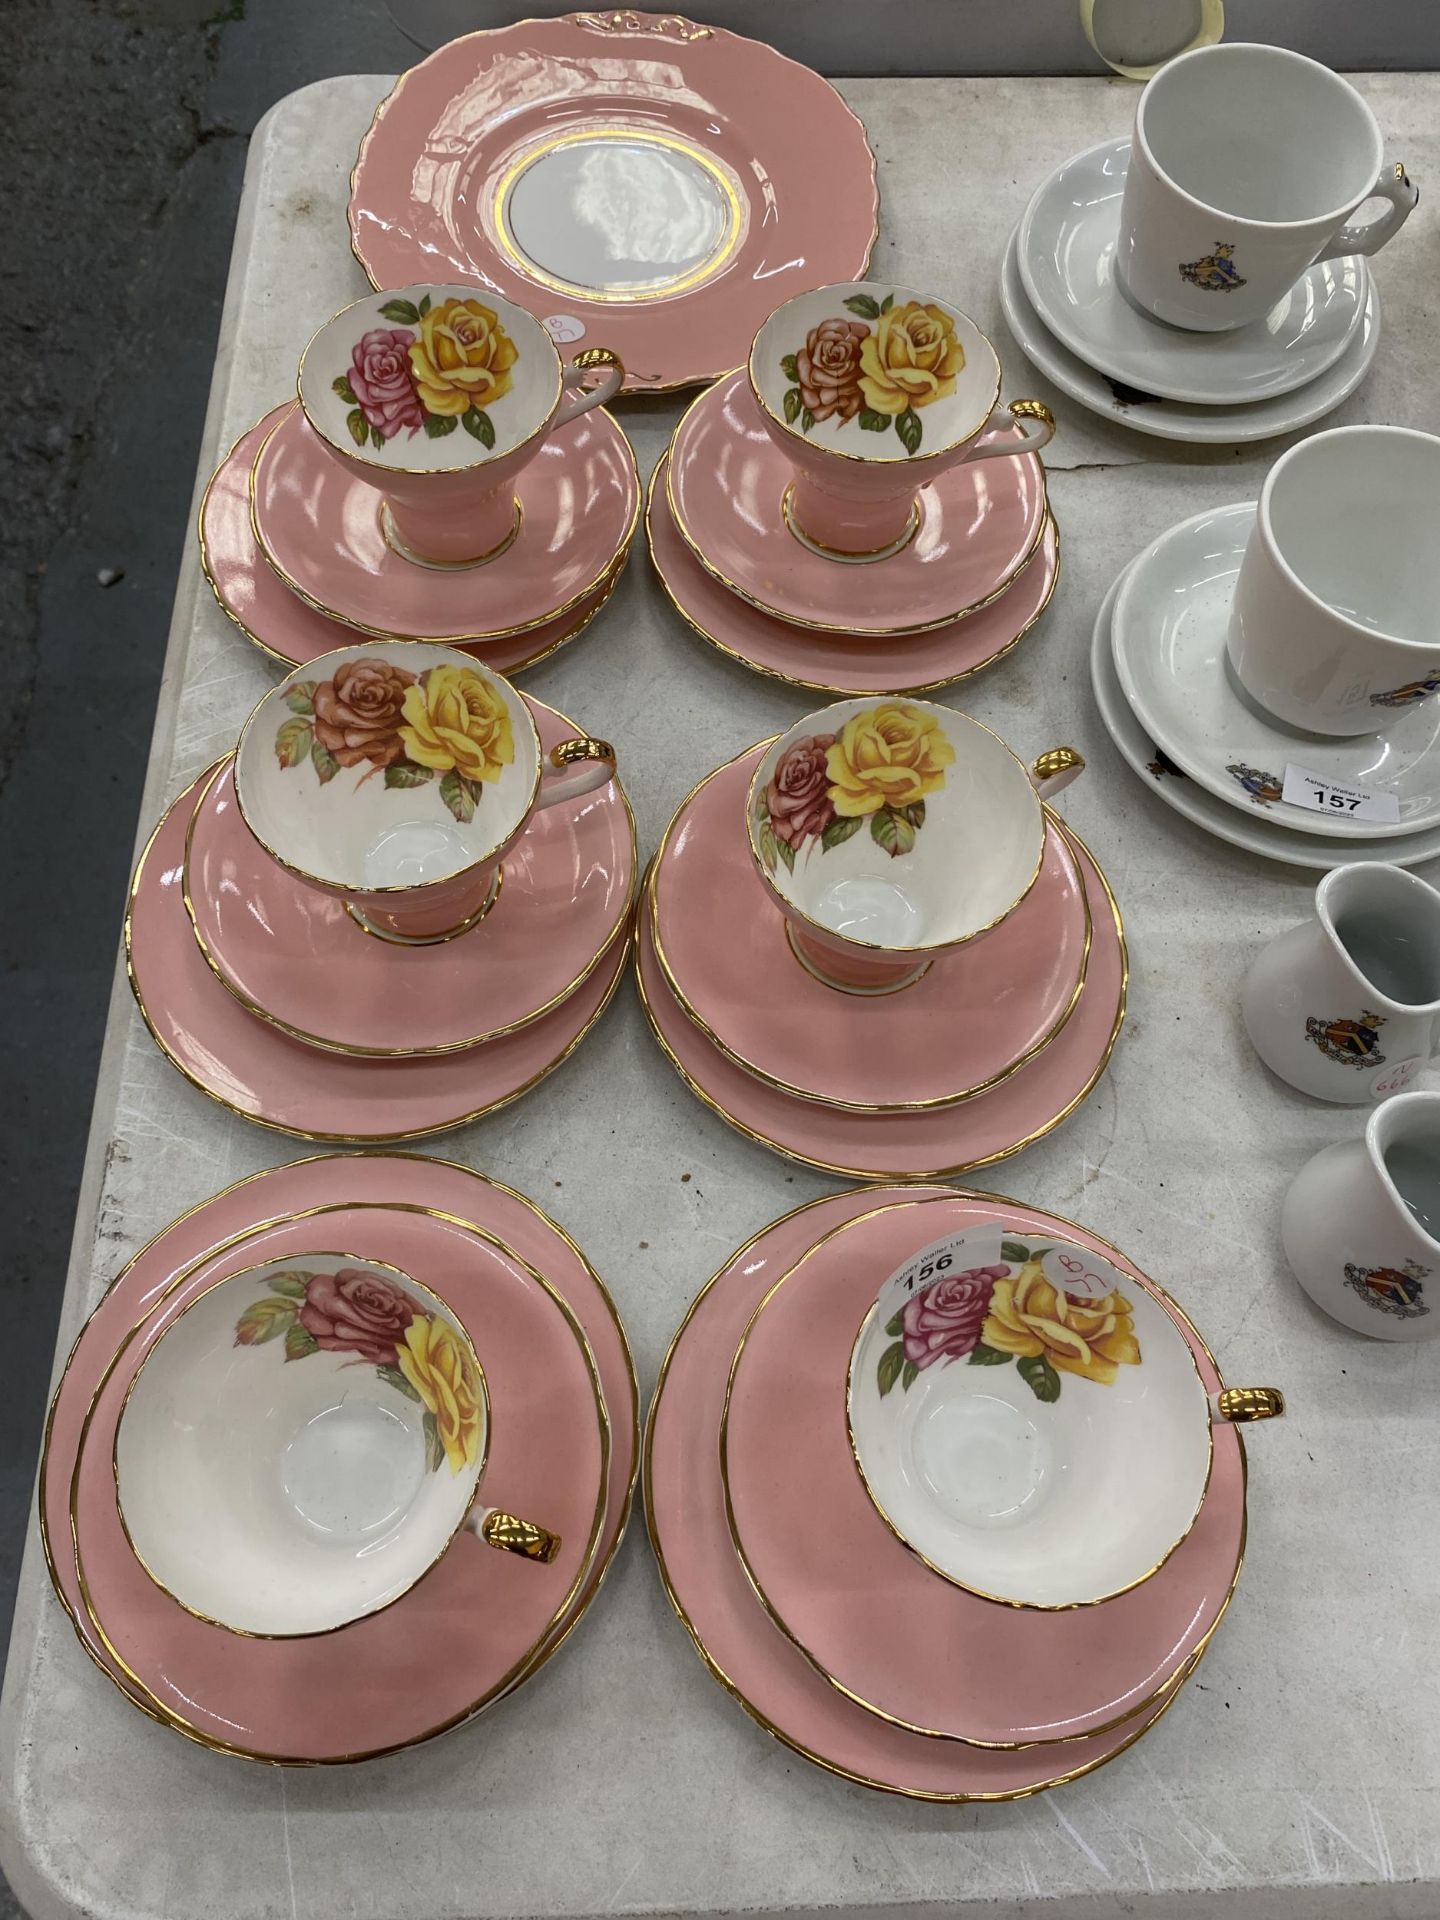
<box><xmin>749</xmin><ymin>280</ymin><xmax>1056</xmax><ymax>558</ymax></box>
<box><xmin>747</xmin><ymin>697</ymin><xmax>1084</xmax><ymax>993</ymax></box>
<box><xmin>233</xmin><ymin>642</ymin><xmax>616</xmax><ymax>944</ymax></box>
<box><xmin>848</xmin><ymin>1233</ymin><xmax>1285</xmax><ymax>1608</ymax></box>
<box><xmin>297</xmin><ymin>284</ymin><xmax>623</xmax><ymax>567</ymax></box>
<box><xmin>114</xmin><ymin>1254</ymin><xmax>562</xmax><ymax>1637</ymax></box>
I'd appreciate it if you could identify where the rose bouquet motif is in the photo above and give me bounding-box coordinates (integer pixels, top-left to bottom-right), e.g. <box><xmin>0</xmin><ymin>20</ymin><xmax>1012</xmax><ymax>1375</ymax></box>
<box><xmin>874</xmin><ymin>1241</ymin><xmax>1143</xmax><ymax>1405</ymax></box>
<box><xmin>331</xmin><ymin>295</ymin><xmax>518</xmax><ymax>451</ymax></box>
<box><xmin>234</xmin><ymin>1269</ymin><xmax>482</xmax><ymax>1475</ymax></box>
<box><xmin>754</xmin><ymin>702</ymin><xmax>955</xmax><ymax>872</ymax></box>
<box><xmin>274</xmin><ymin>657</ymin><xmax>515</xmax><ymax>825</ymax></box>
<box><xmin>778</xmin><ymin>294</ymin><xmax>965</xmax><ymax>455</ymax></box>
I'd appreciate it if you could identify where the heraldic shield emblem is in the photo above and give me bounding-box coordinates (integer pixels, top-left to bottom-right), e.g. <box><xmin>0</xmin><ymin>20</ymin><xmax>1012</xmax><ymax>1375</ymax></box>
<box><xmin>1343</xmin><ymin>1257</ymin><xmax>1431</xmax><ymax>1320</ymax></box>
<box><xmin>1306</xmin><ymin>1009</ymin><xmax>1387</xmax><ymax>1069</ymax></box>
<box><xmin>1179</xmin><ymin>242</ymin><xmax>1247</xmax><ymax>291</ymax></box>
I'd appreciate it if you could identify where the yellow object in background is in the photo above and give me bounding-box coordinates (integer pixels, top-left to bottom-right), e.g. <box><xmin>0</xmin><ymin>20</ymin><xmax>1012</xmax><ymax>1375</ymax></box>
<box><xmin>1080</xmin><ymin>0</ymin><xmax>1224</xmax><ymax>78</ymax></box>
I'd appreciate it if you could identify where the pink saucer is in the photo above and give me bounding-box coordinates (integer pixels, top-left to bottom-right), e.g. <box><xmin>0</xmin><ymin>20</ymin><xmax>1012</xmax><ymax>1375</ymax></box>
<box><xmin>251</xmin><ymin>403</ymin><xmax>639</xmax><ymax>642</ymax></box>
<box><xmin>649</xmin><ymin>454</ymin><xmax>1060</xmax><ymax>693</ymax></box>
<box><xmin>128</xmin><ymin>770</ymin><xmax>627</xmax><ymax>1140</ymax></box>
<box><xmin>723</xmin><ymin>1194</ymin><xmax>1244</xmax><ymax>1747</ymax></box>
<box><xmin>40</xmin><ymin>1155</ymin><xmax>637</xmax><ymax>1755</ymax></box>
<box><xmin>202</xmin><ymin>407</ymin><xmax>624</xmax><ymax>673</ymax></box>
<box><xmin>61</xmin><ymin>1203</ymin><xmax>615</xmax><ymax>1761</ymax></box>
<box><xmin>647</xmin><ymin>1186</ymin><xmax>1210</xmax><ymax>1797</ymax></box>
<box><xmin>636</xmin><ymin>812</ymin><xmax>1125</xmax><ymax>1178</ymax></box>
<box><xmin>667</xmin><ymin>372</ymin><xmax>1049</xmax><ymax>635</ymax></box>
<box><xmin>187</xmin><ymin>706</ymin><xmax>635</xmax><ymax>1058</ymax></box>
<box><xmin>651</xmin><ymin>750</ymin><xmax>1090</xmax><ymax>1109</ymax></box>
<box><xmin>348</xmin><ymin>16</ymin><xmax>877</xmax><ymax>395</ymax></box>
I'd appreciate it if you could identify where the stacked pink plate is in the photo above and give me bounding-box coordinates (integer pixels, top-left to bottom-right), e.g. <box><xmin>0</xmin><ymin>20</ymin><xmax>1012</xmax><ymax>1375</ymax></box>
<box><xmin>40</xmin><ymin>1155</ymin><xmax>639</xmax><ymax>1763</ymax></box>
<box><xmin>648</xmin><ymin>1186</ymin><xmax>1282</xmax><ymax>1798</ymax></box>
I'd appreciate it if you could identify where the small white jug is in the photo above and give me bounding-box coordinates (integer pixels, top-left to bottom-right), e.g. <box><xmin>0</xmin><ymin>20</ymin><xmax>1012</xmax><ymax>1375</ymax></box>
<box><xmin>1282</xmin><ymin>1090</ymin><xmax>1440</xmax><ymax>1339</ymax></box>
<box><xmin>1241</xmin><ymin>864</ymin><xmax>1440</xmax><ymax>1104</ymax></box>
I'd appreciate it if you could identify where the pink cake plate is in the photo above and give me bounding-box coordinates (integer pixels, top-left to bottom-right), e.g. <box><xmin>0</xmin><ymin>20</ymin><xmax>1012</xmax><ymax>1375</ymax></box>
<box><xmin>650</xmin><ymin>748</ymin><xmax>1091</xmax><ymax>1110</ymax></box>
<box><xmin>127</xmin><ymin>768</ymin><xmax>628</xmax><ymax>1140</ymax></box>
<box><xmin>647</xmin><ymin>1186</ymin><xmax>1221</xmax><ymax>1798</ymax></box>
<box><xmin>721</xmin><ymin>1192</ymin><xmax>1245</xmax><ymax>1747</ymax></box>
<box><xmin>635</xmin><ymin>815</ymin><xmax>1125</xmax><ymax>1179</ymax></box>
<box><xmin>666</xmin><ymin>372</ymin><xmax>1049</xmax><ymax>635</ymax></box>
<box><xmin>186</xmin><ymin>707</ymin><xmax>636</xmax><ymax>1057</ymax></box>
<box><xmin>648</xmin><ymin>453</ymin><xmax>1060</xmax><ymax>694</ymax></box>
<box><xmin>55</xmin><ymin>1202</ymin><xmax>615</xmax><ymax>1762</ymax></box>
<box><xmin>39</xmin><ymin>1153</ymin><xmax>638</xmax><ymax>1756</ymax></box>
<box><xmin>347</xmin><ymin>15</ymin><xmax>877</xmax><ymax>396</ymax></box>
<box><xmin>201</xmin><ymin>406</ymin><xmax>626</xmax><ymax>673</ymax></box>
<box><xmin>250</xmin><ymin>402</ymin><xmax>639</xmax><ymax>642</ymax></box>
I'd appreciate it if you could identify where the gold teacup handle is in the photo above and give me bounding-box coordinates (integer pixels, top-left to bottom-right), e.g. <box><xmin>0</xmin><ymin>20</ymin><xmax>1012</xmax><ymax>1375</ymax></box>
<box><xmin>470</xmin><ymin>1507</ymin><xmax>562</xmax><ymax>1563</ymax></box>
<box><xmin>534</xmin><ymin>735</ymin><xmax>618</xmax><ymax>814</ymax></box>
<box><xmin>555</xmin><ymin>346</ymin><xmax>626</xmax><ymax>428</ymax></box>
<box><xmin>1214</xmin><ymin>1386</ymin><xmax>1286</xmax><ymax>1424</ymax></box>
<box><xmin>1031</xmin><ymin>746</ymin><xmax>1086</xmax><ymax>802</ymax></box>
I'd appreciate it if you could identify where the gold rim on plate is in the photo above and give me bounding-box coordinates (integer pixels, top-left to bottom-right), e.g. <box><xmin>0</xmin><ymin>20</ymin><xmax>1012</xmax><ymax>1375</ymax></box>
<box><xmin>632</xmin><ymin>813</ymin><xmax>1127</xmax><ymax>1181</ymax></box>
<box><xmin>199</xmin><ymin>404</ymin><xmax>631</xmax><ymax>670</ymax></box>
<box><xmin>126</xmin><ymin>765</ymin><xmax>631</xmax><ymax>1143</ymax></box>
<box><xmin>646</xmin><ymin>765</ymin><xmax>1092</xmax><ymax>1111</ymax></box>
<box><xmin>345</xmin><ymin>20</ymin><xmax>879</xmax><ymax>396</ymax></box>
<box><xmin>646</xmin><ymin>452</ymin><xmax>1062</xmax><ymax>696</ymax></box>
<box><xmin>717</xmin><ymin>1195</ymin><xmax>1235</xmax><ymax>1744</ymax></box>
<box><xmin>38</xmin><ymin>1154</ymin><xmax>638</xmax><ymax>1757</ymax></box>
<box><xmin>182</xmin><ymin>747</ymin><xmax>638</xmax><ymax>1059</ymax></box>
<box><xmin>644</xmin><ymin>1187</ymin><xmax>1242</xmax><ymax>1800</ymax></box>
<box><xmin>246</xmin><ymin>408</ymin><xmax>642</xmax><ymax>644</ymax></box>
<box><xmin>663</xmin><ymin>372</ymin><xmax>1051</xmax><ymax>637</ymax></box>
<box><xmin>55</xmin><ymin>1196</ymin><xmax>625</xmax><ymax>1763</ymax></box>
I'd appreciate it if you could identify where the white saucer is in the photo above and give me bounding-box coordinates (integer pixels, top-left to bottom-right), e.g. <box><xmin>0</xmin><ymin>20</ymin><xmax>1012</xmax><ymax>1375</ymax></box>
<box><xmin>999</xmin><ymin>233</ymin><xmax>1380</xmax><ymax>446</ymax></box>
<box><xmin>1110</xmin><ymin>503</ymin><xmax>1440</xmax><ymax>839</ymax></box>
<box><xmin>1092</xmin><ymin>571</ymin><xmax>1440</xmax><ymax>872</ymax></box>
<box><xmin>1017</xmin><ymin>138</ymin><xmax>1366</xmax><ymax>406</ymax></box>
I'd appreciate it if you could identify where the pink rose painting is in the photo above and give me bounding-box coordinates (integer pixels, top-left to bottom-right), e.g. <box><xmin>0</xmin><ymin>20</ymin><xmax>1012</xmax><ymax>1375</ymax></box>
<box><xmin>346</xmin><ymin>327</ymin><xmax>425</xmax><ymax>441</ymax></box>
<box><xmin>764</xmin><ymin>733</ymin><xmax>837</xmax><ymax>852</ymax></box>
<box><xmin>874</xmin><ymin>1265</ymin><xmax>1011</xmax><ymax>1395</ymax></box>
<box><xmin>795</xmin><ymin>316</ymin><xmax>869</xmax><ymax>424</ymax></box>
<box><xmin>296</xmin><ymin>1267</ymin><xmax>420</xmax><ymax>1366</ymax></box>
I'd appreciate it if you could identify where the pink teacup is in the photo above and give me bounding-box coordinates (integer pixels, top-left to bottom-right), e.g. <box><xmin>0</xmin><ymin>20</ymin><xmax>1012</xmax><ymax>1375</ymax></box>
<box><xmin>233</xmin><ymin>643</ymin><xmax>616</xmax><ymax>944</ymax></box>
<box><xmin>747</xmin><ymin>699</ymin><xmax>1083</xmax><ymax>994</ymax></box>
<box><xmin>748</xmin><ymin>281</ymin><xmax>1055</xmax><ymax>559</ymax></box>
<box><xmin>297</xmin><ymin>285</ymin><xmax>623</xmax><ymax>567</ymax></box>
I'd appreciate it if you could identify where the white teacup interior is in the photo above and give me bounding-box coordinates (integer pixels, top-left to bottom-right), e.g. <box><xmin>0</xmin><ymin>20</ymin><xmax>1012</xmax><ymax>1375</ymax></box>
<box><xmin>1264</xmin><ymin>428</ymin><xmax>1440</xmax><ymax>645</ymax></box>
<box><xmin>298</xmin><ymin>284</ymin><xmax>559</xmax><ymax>473</ymax></box>
<box><xmin>234</xmin><ymin>643</ymin><xmax>539</xmax><ymax>891</ymax></box>
<box><xmin>750</xmin><ymin>281</ymin><xmax>1000</xmax><ymax>462</ymax></box>
<box><xmin>1139</xmin><ymin>45</ymin><xmax>1381</xmax><ymax>223</ymax></box>
<box><xmin>115</xmin><ymin>1256</ymin><xmax>486</xmax><ymax>1636</ymax></box>
<box><xmin>749</xmin><ymin>700</ymin><xmax>1044</xmax><ymax>950</ymax></box>
<box><xmin>848</xmin><ymin>1238</ymin><xmax>1212</xmax><ymax>1607</ymax></box>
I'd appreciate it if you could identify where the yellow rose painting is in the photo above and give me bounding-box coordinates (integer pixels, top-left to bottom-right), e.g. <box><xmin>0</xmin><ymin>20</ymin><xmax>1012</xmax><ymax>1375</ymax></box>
<box><xmin>980</xmin><ymin>1260</ymin><xmax>1142</xmax><ymax>1387</ymax></box>
<box><xmin>826</xmin><ymin>702</ymin><xmax>955</xmax><ymax>817</ymax></box>
<box><xmin>776</xmin><ymin>290</ymin><xmax>966</xmax><ymax>454</ymax></box>
<box><xmin>331</xmin><ymin>293</ymin><xmax>519</xmax><ymax>451</ymax></box>
<box><xmin>398</xmin><ymin>1315</ymin><xmax>484</xmax><ymax>1476</ymax></box>
<box><xmin>400</xmin><ymin>665</ymin><xmax>515</xmax><ymax>786</ymax></box>
<box><xmin>409</xmin><ymin>297</ymin><xmax>518</xmax><ymax>418</ymax></box>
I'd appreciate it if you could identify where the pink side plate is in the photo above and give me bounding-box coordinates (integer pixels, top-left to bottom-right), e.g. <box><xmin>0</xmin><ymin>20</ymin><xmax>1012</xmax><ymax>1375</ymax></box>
<box><xmin>201</xmin><ymin>406</ymin><xmax>624</xmax><ymax>673</ymax></box>
<box><xmin>666</xmin><ymin>372</ymin><xmax>1049</xmax><ymax>635</ymax></box>
<box><xmin>635</xmin><ymin>818</ymin><xmax>1126</xmax><ymax>1179</ymax></box>
<box><xmin>39</xmin><ymin>1155</ymin><xmax>637</xmax><ymax>1755</ymax></box>
<box><xmin>723</xmin><ymin>1193</ymin><xmax>1244</xmax><ymax>1747</ymax></box>
<box><xmin>646</xmin><ymin>1187</ymin><xmax>1214</xmax><ymax>1798</ymax></box>
<box><xmin>651</xmin><ymin>748</ymin><xmax>1090</xmax><ymax>1110</ymax></box>
<box><xmin>127</xmin><ymin>770</ymin><xmax>628</xmax><ymax>1140</ymax></box>
<box><xmin>250</xmin><ymin>403</ymin><xmax>639</xmax><ymax>642</ymax></box>
<box><xmin>186</xmin><ymin>714</ymin><xmax>635</xmax><ymax>1058</ymax></box>
<box><xmin>347</xmin><ymin>15</ymin><xmax>877</xmax><ymax>396</ymax></box>
<box><xmin>648</xmin><ymin>453</ymin><xmax>1060</xmax><ymax>694</ymax></box>
<box><xmin>53</xmin><ymin>1201</ymin><xmax>624</xmax><ymax>1762</ymax></box>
